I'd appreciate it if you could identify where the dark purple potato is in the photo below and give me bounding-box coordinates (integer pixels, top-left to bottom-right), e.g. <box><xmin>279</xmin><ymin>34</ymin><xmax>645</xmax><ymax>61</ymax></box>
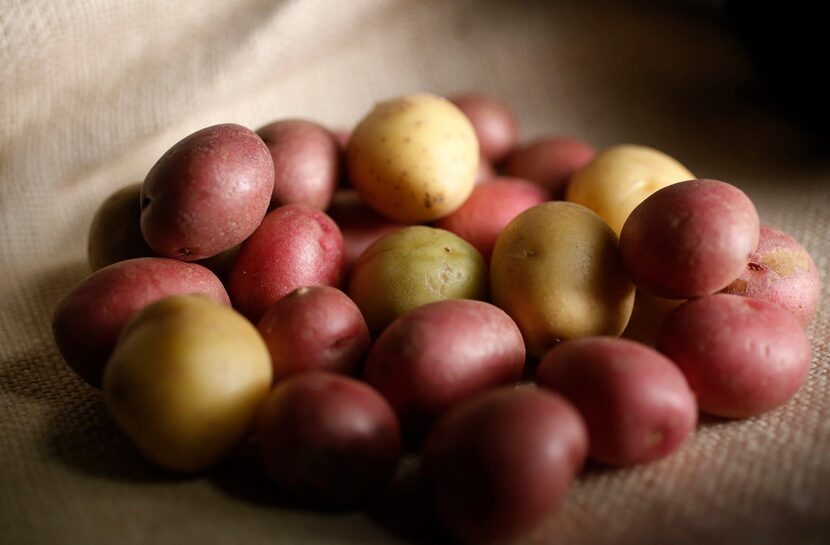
<box><xmin>451</xmin><ymin>94</ymin><xmax>519</xmax><ymax>163</ymax></box>
<box><xmin>87</xmin><ymin>183</ymin><xmax>155</xmax><ymax>270</ymax></box>
<box><xmin>141</xmin><ymin>123</ymin><xmax>274</xmax><ymax>261</ymax></box>
<box><xmin>502</xmin><ymin>137</ymin><xmax>596</xmax><ymax>198</ymax></box>
<box><xmin>254</xmin><ymin>372</ymin><xmax>401</xmax><ymax>507</ymax></box>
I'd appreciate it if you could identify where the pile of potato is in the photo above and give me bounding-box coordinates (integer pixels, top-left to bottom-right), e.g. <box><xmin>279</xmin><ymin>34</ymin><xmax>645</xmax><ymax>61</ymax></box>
<box><xmin>52</xmin><ymin>93</ymin><xmax>820</xmax><ymax>544</ymax></box>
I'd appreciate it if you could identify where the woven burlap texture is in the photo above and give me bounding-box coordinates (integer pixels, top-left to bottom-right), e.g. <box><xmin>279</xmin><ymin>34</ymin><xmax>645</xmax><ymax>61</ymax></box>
<box><xmin>2</xmin><ymin>1</ymin><xmax>829</xmax><ymax>544</ymax></box>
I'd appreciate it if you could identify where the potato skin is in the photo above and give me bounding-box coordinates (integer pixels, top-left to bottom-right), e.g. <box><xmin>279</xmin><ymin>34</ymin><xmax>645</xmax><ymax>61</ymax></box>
<box><xmin>257</xmin><ymin>286</ymin><xmax>370</xmax><ymax>382</ymax></box>
<box><xmin>620</xmin><ymin>179</ymin><xmax>760</xmax><ymax>299</ymax></box>
<box><xmin>423</xmin><ymin>386</ymin><xmax>587</xmax><ymax>544</ymax></box>
<box><xmin>363</xmin><ymin>299</ymin><xmax>525</xmax><ymax>432</ymax></box>
<box><xmin>88</xmin><ymin>183</ymin><xmax>154</xmax><ymax>271</ymax></box>
<box><xmin>621</xmin><ymin>290</ymin><xmax>685</xmax><ymax>346</ymax></box>
<box><xmin>347</xmin><ymin>226</ymin><xmax>488</xmax><ymax>335</ymax></box>
<box><xmin>536</xmin><ymin>337</ymin><xmax>696</xmax><ymax>466</ymax></box>
<box><xmin>254</xmin><ymin>372</ymin><xmax>401</xmax><ymax>507</ymax></box>
<box><xmin>52</xmin><ymin>257</ymin><xmax>229</xmax><ymax>387</ymax></box>
<box><xmin>141</xmin><ymin>123</ymin><xmax>274</xmax><ymax>260</ymax></box>
<box><xmin>503</xmin><ymin>137</ymin><xmax>595</xmax><ymax>198</ymax></box>
<box><xmin>104</xmin><ymin>295</ymin><xmax>272</xmax><ymax>472</ymax></box>
<box><xmin>433</xmin><ymin>177</ymin><xmax>550</xmax><ymax>262</ymax></box>
<box><xmin>656</xmin><ymin>294</ymin><xmax>811</xmax><ymax>418</ymax></box>
<box><xmin>257</xmin><ymin>119</ymin><xmax>340</xmax><ymax>210</ymax></box>
<box><xmin>228</xmin><ymin>204</ymin><xmax>344</xmax><ymax>322</ymax></box>
<box><xmin>347</xmin><ymin>94</ymin><xmax>478</xmax><ymax>223</ymax></box>
<box><xmin>566</xmin><ymin>144</ymin><xmax>694</xmax><ymax>234</ymax></box>
<box><xmin>490</xmin><ymin>202</ymin><xmax>635</xmax><ymax>358</ymax></box>
<box><xmin>721</xmin><ymin>225</ymin><xmax>820</xmax><ymax>325</ymax></box>
<box><xmin>450</xmin><ymin>93</ymin><xmax>518</xmax><ymax>163</ymax></box>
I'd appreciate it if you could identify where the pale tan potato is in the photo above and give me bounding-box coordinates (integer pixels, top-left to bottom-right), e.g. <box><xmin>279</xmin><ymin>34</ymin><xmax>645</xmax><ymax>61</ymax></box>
<box><xmin>490</xmin><ymin>202</ymin><xmax>635</xmax><ymax>357</ymax></box>
<box><xmin>621</xmin><ymin>290</ymin><xmax>685</xmax><ymax>346</ymax></box>
<box><xmin>103</xmin><ymin>294</ymin><xmax>272</xmax><ymax>472</ymax></box>
<box><xmin>347</xmin><ymin>94</ymin><xmax>478</xmax><ymax>223</ymax></box>
<box><xmin>565</xmin><ymin>144</ymin><xmax>694</xmax><ymax>234</ymax></box>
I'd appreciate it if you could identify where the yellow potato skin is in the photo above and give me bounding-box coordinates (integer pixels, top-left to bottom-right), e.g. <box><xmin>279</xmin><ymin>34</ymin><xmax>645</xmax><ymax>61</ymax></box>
<box><xmin>103</xmin><ymin>294</ymin><xmax>272</xmax><ymax>472</ymax></box>
<box><xmin>347</xmin><ymin>94</ymin><xmax>478</xmax><ymax>223</ymax></box>
<box><xmin>565</xmin><ymin>144</ymin><xmax>694</xmax><ymax>234</ymax></box>
<box><xmin>490</xmin><ymin>202</ymin><xmax>635</xmax><ymax>358</ymax></box>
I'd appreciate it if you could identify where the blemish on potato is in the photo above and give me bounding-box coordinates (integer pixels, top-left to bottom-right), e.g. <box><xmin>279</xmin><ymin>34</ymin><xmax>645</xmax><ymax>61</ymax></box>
<box><xmin>761</xmin><ymin>249</ymin><xmax>809</xmax><ymax>276</ymax></box>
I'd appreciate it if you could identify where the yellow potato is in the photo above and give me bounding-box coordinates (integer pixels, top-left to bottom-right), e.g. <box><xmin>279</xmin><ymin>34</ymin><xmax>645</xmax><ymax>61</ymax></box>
<box><xmin>565</xmin><ymin>144</ymin><xmax>694</xmax><ymax>234</ymax></box>
<box><xmin>621</xmin><ymin>290</ymin><xmax>685</xmax><ymax>346</ymax></box>
<box><xmin>103</xmin><ymin>294</ymin><xmax>272</xmax><ymax>472</ymax></box>
<box><xmin>490</xmin><ymin>202</ymin><xmax>635</xmax><ymax>357</ymax></box>
<box><xmin>347</xmin><ymin>94</ymin><xmax>478</xmax><ymax>223</ymax></box>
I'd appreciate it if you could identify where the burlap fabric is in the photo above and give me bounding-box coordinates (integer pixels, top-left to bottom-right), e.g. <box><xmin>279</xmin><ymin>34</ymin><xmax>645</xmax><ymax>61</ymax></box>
<box><xmin>2</xmin><ymin>1</ymin><xmax>829</xmax><ymax>543</ymax></box>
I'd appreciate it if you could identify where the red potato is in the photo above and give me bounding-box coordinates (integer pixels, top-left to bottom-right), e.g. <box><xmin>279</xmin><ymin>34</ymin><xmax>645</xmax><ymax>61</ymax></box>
<box><xmin>475</xmin><ymin>158</ymin><xmax>496</xmax><ymax>184</ymax></box>
<box><xmin>363</xmin><ymin>299</ymin><xmax>525</xmax><ymax>433</ymax></box>
<box><xmin>620</xmin><ymin>179</ymin><xmax>760</xmax><ymax>299</ymax></box>
<box><xmin>257</xmin><ymin>119</ymin><xmax>340</xmax><ymax>210</ymax></box>
<box><xmin>656</xmin><ymin>294</ymin><xmax>812</xmax><ymax>418</ymax></box>
<box><xmin>423</xmin><ymin>386</ymin><xmax>588</xmax><ymax>544</ymax></box>
<box><xmin>503</xmin><ymin>137</ymin><xmax>596</xmax><ymax>198</ymax></box>
<box><xmin>257</xmin><ymin>286</ymin><xmax>370</xmax><ymax>382</ymax></box>
<box><xmin>87</xmin><ymin>183</ymin><xmax>154</xmax><ymax>271</ymax></box>
<box><xmin>433</xmin><ymin>178</ymin><xmax>550</xmax><ymax>261</ymax></box>
<box><xmin>536</xmin><ymin>337</ymin><xmax>697</xmax><ymax>466</ymax></box>
<box><xmin>52</xmin><ymin>258</ymin><xmax>230</xmax><ymax>387</ymax></box>
<box><xmin>722</xmin><ymin>225</ymin><xmax>821</xmax><ymax>325</ymax></box>
<box><xmin>254</xmin><ymin>372</ymin><xmax>401</xmax><ymax>507</ymax></box>
<box><xmin>228</xmin><ymin>204</ymin><xmax>344</xmax><ymax>322</ymax></box>
<box><xmin>451</xmin><ymin>94</ymin><xmax>519</xmax><ymax>163</ymax></box>
<box><xmin>141</xmin><ymin>124</ymin><xmax>274</xmax><ymax>261</ymax></box>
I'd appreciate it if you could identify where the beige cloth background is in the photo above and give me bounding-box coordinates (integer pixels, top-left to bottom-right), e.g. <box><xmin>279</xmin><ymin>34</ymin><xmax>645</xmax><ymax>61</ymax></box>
<box><xmin>2</xmin><ymin>1</ymin><xmax>829</xmax><ymax>543</ymax></box>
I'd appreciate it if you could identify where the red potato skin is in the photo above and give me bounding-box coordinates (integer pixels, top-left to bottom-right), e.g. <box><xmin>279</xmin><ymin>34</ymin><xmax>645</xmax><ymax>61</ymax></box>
<box><xmin>52</xmin><ymin>258</ymin><xmax>230</xmax><ymax>387</ymax></box>
<box><xmin>141</xmin><ymin>124</ymin><xmax>274</xmax><ymax>261</ymax></box>
<box><xmin>88</xmin><ymin>183</ymin><xmax>155</xmax><ymax>271</ymax></box>
<box><xmin>363</xmin><ymin>299</ymin><xmax>525</xmax><ymax>433</ymax></box>
<box><xmin>254</xmin><ymin>372</ymin><xmax>401</xmax><ymax>507</ymax></box>
<box><xmin>620</xmin><ymin>179</ymin><xmax>760</xmax><ymax>299</ymax></box>
<box><xmin>656</xmin><ymin>294</ymin><xmax>812</xmax><ymax>418</ymax></box>
<box><xmin>475</xmin><ymin>158</ymin><xmax>496</xmax><ymax>184</ymax></box>
<box><xmin>433</xmin><ymin>178</ymin><xmax>550</xmax><ymax>262</ymax></box>
<box><xmin>502</xmin><ymin>137</ymin><xmax>596</xmax><ymax>198</ymax></box>
<box><xmin>257</xmin><ymin>286</ymin><xmax>370</xmax><ymax>382</ymax></box>
<box><xmin>721</xmin><ymin>225</ymin><xmax>821</xmax><ymax>325</ymax></box>
<box><xmin>228</xmin><ymin>204</ymin><xmax>344</xmax><ymax>322</ymax></box>
<box><xmin>423</xmin><ymin>387</ymin><xmax>588</xmax><ymax>545</ymax></box>
<box><xmin>451</xmin><ymin>94</ymin><xmax>519</xmax><ymax>163</ymax></box>
<box><xmin>257</xmin><ymin>119</ymin><xmax>340</xmax><ymax>210</ymax></box>
<box><xmin>536</xmin><ymin>337</ymin><xmax>697</xmax><ymax>466</ymax></box>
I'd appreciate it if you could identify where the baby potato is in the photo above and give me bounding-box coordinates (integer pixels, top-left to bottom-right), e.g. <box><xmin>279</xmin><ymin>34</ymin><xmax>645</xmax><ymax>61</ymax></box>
<box><xmin>348</xmin><ymin>226</ymin><xmax>487</xmax><ymax>335</ymax></box>
<box><xmin>566</xmin><ymin>144</ymin><xmax>694</xmax><ymax>234</ymax></box>
<box><xmin>622</xmin><ymin>290</ymin><xmax>685</xmax><ymax>346</ymax></box>
<box><xmin>347</xmin><ymin>94</ymin><xmax>478</xmax><ymax>223</ymax></box>
<box><xmin>490</xmin><ymin>202</ymin><xmax>635</xmax><ymax>358</ymax></box>
<box><xmin>87</xmin><ymin>183</ymin><xmax>154</xmax><ymax>271</ymax></box>
<box><xmin>450</xmin><ymin>93</ymin><xmax>518</xmax><ymax>163</ymax></box>
<box><xmin>103</xmin><ymin>295</ymin><xmax>272</xmax><ymax>472</ymax></box>
<box><xmin>503</xmin><ymin>137</ymin><xmax>596</xmax><ymax>198</ymax></box>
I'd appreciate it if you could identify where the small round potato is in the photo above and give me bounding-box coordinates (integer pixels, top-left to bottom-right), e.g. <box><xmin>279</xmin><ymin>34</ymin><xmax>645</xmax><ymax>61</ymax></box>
<box><xmin>104</xmin><ymin>295</ymin><xmax>272</xmax><ymax>472</ymax></box>
<box><xmin>621</xmin><ymin>290</ymin><xmax>685</xmax><ymax>346</ymax></box>
<box><xmin>490</xmin><ymin>202</ymin><xmax>635</xmax><ymax>358</ymax></box>
<box><xmin>347</xmin><ymin>94</ymin><xmax>478</xmax><ymax>223</ymax></box>
<box><xmin>348</xmin><ymin>226</ymin><xmax>487</xmax><ymax>335</ymax></box>
<box><xmin>88</xmin><ymin>183</ymin><xmax>154</xmax><ymax>271</ymax></box>
<box><xmin>450</xmin><ymin>93</ymin><xmax>518</xmax><ymax>163</ymax></box>
<box><xmin>566</xmin><ymin>144</ymin><xmax>694</xmax><ymax>234</ymax></box>
<box><xmin>503</xmin><ymin>137</ymin><xmax>596</xmax><ymax>198</ymax></box>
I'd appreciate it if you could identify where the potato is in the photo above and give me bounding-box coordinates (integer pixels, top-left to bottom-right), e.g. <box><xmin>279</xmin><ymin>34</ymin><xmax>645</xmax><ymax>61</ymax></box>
<box><xmin>347</xmin><ymin>94</ymin><xmax>478</xmax><ymax>223</ymax></box>
<box><xmin>536</xmin><ymin>337</ymin><xmax>697</xmax><ymax>466</ymax></box>
<box><xmin>450</xmin><ymin>93</ymin><xmax>518</xmax><ymax>163</ymax></box>
<box><xmin>104</xmin><ymin>294</ymin><xmax>272</xmax><ymax>472</ymax></box>
<box><xmin>348</xmin><ymin>226</ymin><xmax>487</xmax><ymax>335</ymax></box>
<box><xmin>141</xmin><ymin>123</ymin><xmax>274</xmax><ymax>260</ymax></box>
<box><xmin>433</xmin><ymin>178</ymin><xmax>550</xmax><ymax>261</ymax></box>
<box><xmin>621</xmin><ymin>290</ymin><xmax>685</xmax><ymax>346</ymax></box>
<box><xmin>475</xmin><ymin>158</ymin><xmax>496</xmax><ymax>184</ymax></box>
<box><xmin>363</xmin><ymin>300</ymin><xmax>525</xmax><ymax>433</ymax></box>
<box><xmin>490</xmin><ymin>202</ymin><xmax>635</xmax><ymax>358</ymax></box>
<box><xmin>566</xmin><ymin>144</ymin><xmax>694</xmax><ymax>234</ymax></box>
<box><xmin>257</xmin><ymin>119</ymin><xmax>340</xmax><ymax>210</ymax></box>
<box><xmin>254</xmin><ymin>372</ymin><xmax>401</xmax><ymax>507</ymax></box>
<box><xmin>656</xmin><ymin>294</ymin><xmax>812</xmax><ymax>418</ymax></box>
<box><xmin>423</xmin><ymin>386</ymin><xmax>587</xmax><ymax>544</ymax></box>
<box><xmin>620</xmin><ymin>179</ymin><xmax>760</xmax><ymax>298</ymax></box>
<box><xmin>503</xmin><ymin>137</ymin><xmax>595</xmax><ymax>198</ymax></box>
<box><xmin>88</xmin><ymin>183</ymin><xmax>154</xmax><ymax>270</ymax></box>
<box><xmin>228</xmin><ymin>204</ymin><xmax>344</xmax><ymax>322</ymax></box>
<box><xmin>257</xmin><ymin>286</ymin><xmax>370</xmax><ymax>382</ymax></box>
<box><xmin>722</xmin><ymin>225</ymin><xmax>820</xmax><ymax>325</ymax></box>
<box><xmin>52</xmin><ymin>257</ymin><xmax>229</xmax><ymax>387</ymax></box>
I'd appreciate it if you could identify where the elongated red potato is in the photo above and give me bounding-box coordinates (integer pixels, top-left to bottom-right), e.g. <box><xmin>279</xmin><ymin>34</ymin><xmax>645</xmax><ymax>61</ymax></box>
<box><xmin>451</xmin><ymin>94</ymin><xmax>519</xmax><ymax>163</ymax></box>
<box><xmin>423</xmin><ymin>386</ymin><xmax>588</xmax><ymax>544</ymax></box>
<box><xmin>536</xmin><ymin>337</ymin><xmax>697</xmax><ymax>466</ymax></box>
<box><xmin>503</xmin><ymin>137</ymin><xmax>595</xmax><ymax>198</ymax></box>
